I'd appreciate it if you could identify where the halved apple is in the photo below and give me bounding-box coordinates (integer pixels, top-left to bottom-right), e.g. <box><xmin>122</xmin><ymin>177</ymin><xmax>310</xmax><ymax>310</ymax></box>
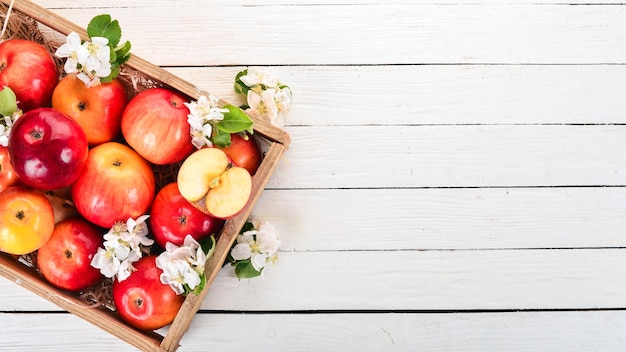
<box><xmin>177</xmin><ymin>148</ymin><xmax>252</xmax><ymax>219</ymax></box>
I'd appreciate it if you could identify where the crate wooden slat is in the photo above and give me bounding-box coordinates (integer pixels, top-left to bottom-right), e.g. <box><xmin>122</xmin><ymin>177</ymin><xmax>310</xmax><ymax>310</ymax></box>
<box><xmin>0</xmin><ymin>0</ymin><xmax>289</xmax><ymax>351</ymax></box>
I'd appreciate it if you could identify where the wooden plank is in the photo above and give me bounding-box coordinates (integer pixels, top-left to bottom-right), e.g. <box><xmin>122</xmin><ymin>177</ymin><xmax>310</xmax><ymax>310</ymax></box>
<box><xmin>4</xmin><ymin>310</ymin><xmax>626</xmax><ymax>351</ymax></box>
<box><xmin>32</xmin><ymin>4</ymin><xmax>626</xmax><ymax>65</ymax></box>
<box><xmin>267</xmin><ymin>125</ymin><xmax>626</xmax><ymax>189</ymax></box>
<box><xmin>34</xmin><ymin>0</ymin><xmax>625</xmax><ymax>7</ymax></box>
<box><xmin>249</xmin><ymin>187</ymin><xmax>626</xmax><ymax>250</ymax></box>
<box><xmin>4</xmin><ymin>249</ymin><xmax>626</xmax><ymax>311</ymax></box>
<box><xmin>166</xmin><ymin>65</ymin><xmax>626</xmax><ymax>126</ymax></box>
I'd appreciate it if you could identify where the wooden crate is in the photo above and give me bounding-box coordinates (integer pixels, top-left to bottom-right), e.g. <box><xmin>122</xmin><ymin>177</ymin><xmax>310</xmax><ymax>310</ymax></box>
<box><xmin>0</xmin><ymin>0</ymin><xmax>290</xmax><ymax>351</ymax></box>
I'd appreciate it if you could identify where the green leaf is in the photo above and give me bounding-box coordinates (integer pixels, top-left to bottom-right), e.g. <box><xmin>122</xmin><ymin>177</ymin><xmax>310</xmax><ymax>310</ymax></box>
<box><xmin>234</xmin><ymin>261</ymin><xmax>262</xmax><ymax>279</ymax></box>
<box><xmin>87</xmin><ymin>14</ymin><xmax>122</xmax><ymax>48</ymax></box>
<box><xmin>185</xmin><ymin>274</ymin><xmax>206</xmax><ymax>296</ymax></box>
<box><xmin>211</xmin><ymin>128</ymin><xmax>231</xmax><ymax>148</ymax></box>
<box><xmin>115</xmin><ymin>40</ymin><xmax>132</xmax><ymax>65</ymax></box>
<box><xmin>0</xmin><ymin>86</ymin><xmax>18</xmax><ymax>117</ymax></box>
<box><xmin>217</xmin><ymin>105</ymin><xmax>253</xmax><ymax>134</ymax></box>
<box><xmin>240</xmin><ymin>221</ymin><xmax>254</xmax><ymax>234</ymax></box>
<box><xmin>234</xmin><ymin>69</ymin><xmax>249</xmax><ymax>95</ymax></box>
<box><xmin>200</xmin><ymin>235</ymin><xmax>216</xmax><ymax>259</ymax></box>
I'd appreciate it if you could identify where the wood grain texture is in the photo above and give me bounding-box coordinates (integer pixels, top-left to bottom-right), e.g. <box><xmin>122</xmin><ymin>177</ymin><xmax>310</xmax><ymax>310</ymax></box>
<box><xmin>167</xmin><ymin>65</ymin><xmax>626</xmax><ymax>126</ymax></box>
<box><xmin>29</xmin><ymin>4</ymin><xmax>626</xmax><ymax>65</ymax></box>
<box><xmin>1</xmin><ymin>0</ymin><xmax>624</xmax><ymax>351</ymax></box>
<box><xmin>267</xmin><ymin>125</ymin><xmax>626</xmax><ymax>188</ymax></box>
<box><xmin>3</xmin><ymin>249</ymin><xmax>626</xmax><ymax>312</ymax></box>
<box><xmin>3</xmin><ymin>310</ymin><xmax>626</xmax><ymax>351</ymax></box>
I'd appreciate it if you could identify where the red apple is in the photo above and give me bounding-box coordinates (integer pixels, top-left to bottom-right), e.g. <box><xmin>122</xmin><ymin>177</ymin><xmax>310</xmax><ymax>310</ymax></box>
<box><xmin>37</xmin><ymin>218</ymin><xmax>103</xmax><ymax>291</ymax></box>
<box><xmin>8</xmin><ymin>107</ymin><xmax>88</xmax><ymax>191</ymax></box>
<box><xmin>150</xmin><ymin>182</ymin><xmax>224</xmax><ymax>248</ymax></box>
<box><xmin>71</xmin><ymin>142</ymin><xmax>155</xmax><ymax>228</ymax></box>
<box><xmin>112</xmin><ymin>255</ymin><xmax>184</xmax><ymax>330</ymax></box>
<box><xmin>0</xmin><ymin>39</ymin><xmax>59</xmax><ymax>112</ymax></box>
<box><xmin>0</xmin><ymin>186</ymin><xmax>55</xmax><ymax>255</ymax></box>
<box><xmin>52</xmin><ymin>74</ymin><xmax>128</xmax><ymax>146</ymax></box>
<box><xmin>121</xmin><ymin>87</ymin><xmax>194</xmax><ymax>165</ymax></box>
<box><xmin>178</xmin><ymin>148</ymin><xmax>252</xmax><ymax>219</ymax></box>
<box><xmin>0</xmin><ymin>146</ymin><xmax>20</xmax><ymax>193</ymax></box>
<box><xmin>218</xmin><ymin>132</ymin><xmax>262</xmax><ymax>175</ymax></box>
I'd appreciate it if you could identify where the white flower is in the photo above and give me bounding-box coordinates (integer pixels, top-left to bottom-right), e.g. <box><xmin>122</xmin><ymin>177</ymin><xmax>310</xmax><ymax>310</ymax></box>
<box><xmin>0</xmin><ymin>112</ymin><xmax>20</xmax><ymax>147</ymax></box>
<box><xmin>184</xmin><ymin>95</ymin><xmax>229</xmax><ymax>149</ymax></box>
<box><xmin>246</xmin><ymin>89</ymin><xmax>279</xmax><ymax>126</ymax></box>
<box><xmin>83</xmin><ymin>36</ymin><xmax>112</xmax><ymax>78</ymax></box>
<box><xmin>240</xmin><ymin>67</ymin><xmax>279</xmax><ymax>89</ymax></box>
<box><xmin>55</xmin><ymin>32</ymin><xmax>88</xmax><ymax>74</ymax></box>
<box><xmin>230</xmin><ymin>221</ymin><xmax>282</xmax><ymax>273</ymax></box>
<box><xmin>156</xmin><ymin>235</ymin><xmax>210</xmax><ymax>295</ymax></box>
<box><xmin>255</xmin><ymin>220</ymin><xmax>282</xmax><ymax>255</ymax></box>
<box><xmin>274</xmin><ymin>86</ymin><xmax>292</xmax><ymax>113</ymax></box>
<box><xmin>90</xmin><ymin>215</ymin><xmax>153</xmax><ymax>281</ymax></box>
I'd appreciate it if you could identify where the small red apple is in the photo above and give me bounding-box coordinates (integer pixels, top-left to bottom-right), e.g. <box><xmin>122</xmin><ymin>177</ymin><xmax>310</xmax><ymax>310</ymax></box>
<box><xmin>121</xmin><ymin>87</ymin><xmax>194</xmax><ymax>165</ymax></box>
<box><xmin>52</xmin><ymin>74</ymin><xmax>128</xmax><ymax>146</ymax></box>
<box><xmin>0</xmin><ymin>186</ymin><xmax>55</xmax><ymax>255</ymax></box>
<box><xmin>71</xmin><ymin>142</ymin><xmax>155</xmax><ymax>228</ymax></box>
<box><xmin>218</xmin><ymin>132</ymin><xmax>262</xmax><ymax>175</ymax></box>
<box><xmin>150</xmin><ymin>182</ymin><xmax>224</xmax><ymax>248</ymax></box>
<box><xmin>0</xmin><ymin>39</ymin><xmax>59</xmax><ymax>112</ymax></box>
<box><xmin>0</xmin><ymin>146</ymin><xmax>20</xmax><ymax>193</ymax></box>
<box><xmin>177</xmin><ymin>148</ymin><xmax>252</xmax><ymax>219</ymax></box>
<box><xmin>8</xmin><ymin>107</ymin><xmax>88</xmax><ymax>191</ymax></box>
<box><xmin>37</xmin><ymin>218</ymin><xmax>103</xmax><ymax>291</ymax></box>
<box><xmin>112</xmin><ymin>255</ymin><xmax>184</xmax><ymax>330</ymax></box>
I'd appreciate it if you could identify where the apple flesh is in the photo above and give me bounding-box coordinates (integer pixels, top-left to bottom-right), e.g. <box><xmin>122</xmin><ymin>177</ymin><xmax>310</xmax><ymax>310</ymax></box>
<box><xmin>52</xmin><ymin>74</ymin><xmax>128</xmax><ymax>146</ymax></box>
<box><xmin>177</xmin><ymin>148</ymin><xmax>252</xmax><ymax>219</ymax></box>
<box><xmin>71</xmin><ymin>142</ymin><xmax>156</xmax><ymax>228</ymax></box>
<box><xmin>0</xmin><ymin>39</ymin><xmax>59</xmax><ymax>112</ymax></box>
<box><xmin>8</xmin><ymin>107</ymin><xmax>89</xmax><ymax>191</ymax></box>
<box><xmin>37</xmin><ymin>218</ymin><xmax>103</xmax><ymax>291</ymax></box>
<box><xmin>150</xmin><ymin>182</ymin><xmax>224</xmax><ymax>248</ymax></box>
<box><xmin>121</xmin><ymin>87</ymin><xmax>194</xmax><ymax>165</ymax></box>
<box><xmin>112</xmin><ymin>255</ymin><xmax>185</xmax><ymax>330</ymax></box>
<box><xmin>0</xmin><ymin>186</ymin><xmax>55</xmax><ymax>255</ymax></box>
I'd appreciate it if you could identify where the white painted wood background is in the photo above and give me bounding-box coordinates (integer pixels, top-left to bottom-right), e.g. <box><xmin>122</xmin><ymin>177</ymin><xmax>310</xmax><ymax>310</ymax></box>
<box><xmin>1</xmin><ymin>0</ymin><xmax>626</xmax><ymax>351</ymax></box>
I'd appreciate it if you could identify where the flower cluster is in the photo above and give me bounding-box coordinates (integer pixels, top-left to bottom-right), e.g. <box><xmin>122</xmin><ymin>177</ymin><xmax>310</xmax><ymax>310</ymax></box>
<box><xmin>184</xmin><ymin>95</ymin><xmax>229</xmax><ymax>149</ymax></box>
<box><xmin>229</xmin><ymin>220</ymin><xmax>282</xmax><ymax>279</ymax></box>
<box><xmin>0</xmin><ymin>111</ymin><xmax>20</xmax><ymax>147</ymax></box>
<box><xmin>235</xmin><ymin>68</ymin><xmax>292</xmax><ymax>128</ymax></box>
<box><xmin>55</xmin><ymin>14</ymin><xmax>131</xmax><ymax>88</ymax></box>
<box><xmin>156</xmin><ymin>235</ymin><xmax>214</xmax><ymax>295</ymax></box>
<box><xmin>91</xmin><ymin>215</ymin><xmax>153</xmax><ymax>282</ymax></box>
<box><xmin>55</xmin><ymin>32</ymin><xmax>112</xmax><ymax>87</ymax></box>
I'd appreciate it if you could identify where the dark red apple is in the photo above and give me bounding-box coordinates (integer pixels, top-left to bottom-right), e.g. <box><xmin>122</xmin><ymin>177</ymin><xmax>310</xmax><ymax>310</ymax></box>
<box><xmin>112</xmin><ymin>255</ymin><xmax>185</xmax><ymax>330</ymax></box>
<box><xmin>218</xmin><ymin>132</ymin><xmax>262</xmax><ymax>175</ymax></box>
<box><xmin>150</xmin><ymin>182</ymin><xmax>224</xmax><ymax>248</ymax></box>
<box><xmin>71</xmin><ymin>142</ymin><xmax>155</xmax><ymax>228</ymax></box>
<box><xmin>0</xmin><ymin>39</ymin><xmax>59</xmax><ymax>112</ymax></box>
<box><xmin>121</xmin><ymin>87</ymin><xmax>194</xmax><ymax>165</ymax></box>
<box><xmin>8</xmin><ymin>107</ymin><xmax>88</xmax><ymax>191</ymax></box>
<box><xmin>36</xmin><ymin>218</ymin><xmax>103</xmax><ymax>291</ymax></box>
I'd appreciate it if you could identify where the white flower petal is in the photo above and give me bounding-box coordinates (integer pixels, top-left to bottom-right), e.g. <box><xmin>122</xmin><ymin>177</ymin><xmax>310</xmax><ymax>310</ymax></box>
<box><xmin>230</xmin><ymin>243</ymin><xmax>252</xmax><ymax>261</ymax></box>
<box><xmin>251</xmin><ymin>253</ymin><xmax>268</xmax><ymax>271</ymax></box>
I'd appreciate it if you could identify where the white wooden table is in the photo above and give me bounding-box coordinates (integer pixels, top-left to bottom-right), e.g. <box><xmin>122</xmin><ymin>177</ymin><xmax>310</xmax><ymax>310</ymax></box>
<box><xmin>2</xmin><ymin>0</ymin><xmax>626</xmax><ymax>350</ymax></box>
